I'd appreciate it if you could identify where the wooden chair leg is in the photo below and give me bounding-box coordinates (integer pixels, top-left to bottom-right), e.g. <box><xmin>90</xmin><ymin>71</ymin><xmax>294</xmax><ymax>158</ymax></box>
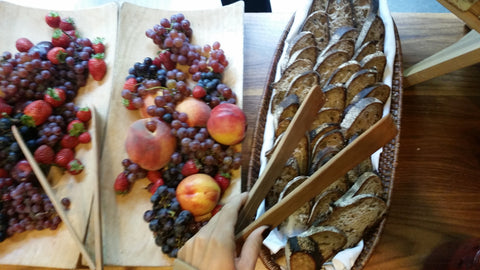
<box><xmin>403</xmin><ymin>30</ymin><xmax>480</xmax><ymax>87</ymax></box>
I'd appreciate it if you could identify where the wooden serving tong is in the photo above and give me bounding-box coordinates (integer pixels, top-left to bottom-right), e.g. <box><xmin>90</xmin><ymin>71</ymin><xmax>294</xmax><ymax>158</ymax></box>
<box><xmin>235</xmin><ymin>86</ymin><xmax>398</xmax><ymax>242</ymax></box>
<box><xmin>12</xmin><ymin>105</ymin><xmax>103</xmax><ymax>270</ymax></box>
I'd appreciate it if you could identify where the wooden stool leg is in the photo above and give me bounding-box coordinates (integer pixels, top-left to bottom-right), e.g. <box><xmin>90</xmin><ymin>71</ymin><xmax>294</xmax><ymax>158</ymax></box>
<box><xmin>403</xmin><ymin>30</ymin><xmax>480</xmax><ymax>87</ymax></box>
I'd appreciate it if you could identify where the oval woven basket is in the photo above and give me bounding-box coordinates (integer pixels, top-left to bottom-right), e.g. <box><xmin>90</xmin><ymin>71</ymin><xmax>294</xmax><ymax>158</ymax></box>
<box><xmin>245</xmin><ymin>14</ymin><xmax>403</xmax><ymax>270</ymax></box>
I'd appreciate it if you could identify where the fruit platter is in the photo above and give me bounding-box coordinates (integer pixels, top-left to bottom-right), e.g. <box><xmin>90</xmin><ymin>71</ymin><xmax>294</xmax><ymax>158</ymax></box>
<box><xmin>0</xmin><ymin>1</ymin><xmax>117</xmax><ymax>268</ymax></box>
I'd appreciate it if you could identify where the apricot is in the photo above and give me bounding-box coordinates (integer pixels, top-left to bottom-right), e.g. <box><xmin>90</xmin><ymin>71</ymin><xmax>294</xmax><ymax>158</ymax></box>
<box><xmin>125</xmin><ymin>118</ymin><xmax>176</xmax><ymax>171</ymax></box>
<box><xmin>207</xmin><ymin>103</ymin><xmax>247</xmax><ymax>145</ymax></box>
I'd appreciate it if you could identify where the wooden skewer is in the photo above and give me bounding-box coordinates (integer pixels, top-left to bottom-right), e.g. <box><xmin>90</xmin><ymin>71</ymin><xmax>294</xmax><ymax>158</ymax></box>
<box><xmin>235</xmin><ymin>85</ymin><xmax>326</xmax><ymax>233</ymax></box>
<box><xmin>90</xmin><ymin>106</ymin><xmax>104</xmax><ymax>270</ymax></box>
<box><xmin>235</xmin><ymin>114</ymin><xmax>398</xmax><ymax>242</ymax></box>
<box><xmin>12</xmin><ymin>126</ymin><xmax>97</xmax><ymax>270</ymax></box>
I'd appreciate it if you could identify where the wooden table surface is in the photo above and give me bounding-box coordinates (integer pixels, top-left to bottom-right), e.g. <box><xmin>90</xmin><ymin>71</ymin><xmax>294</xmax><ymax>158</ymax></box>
<box><xmin>2</xmin><ymin>8</ymin><xmax>480</xmax><ymax>270</ymax></box>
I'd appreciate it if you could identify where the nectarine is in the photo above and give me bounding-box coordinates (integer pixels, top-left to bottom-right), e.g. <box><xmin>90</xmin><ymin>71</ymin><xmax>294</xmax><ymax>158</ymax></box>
<box><xmin>207</xmin><ymin>103</ymin><xmax>246</xmax><ymax>145</ymax></box>
<box><xmin>175</xmin><ymin>97</ymin><xmax>211</xmax><ymax>127</ymax></box>
<box><xmin>125</xmin><ymin>118</ymin><xmax>176</xmax><ymax>171</ymax></box>
<box><xmin>176</xmin><ymin>173</ymin><xmax>221</xmax><ymax>217</ymax></box>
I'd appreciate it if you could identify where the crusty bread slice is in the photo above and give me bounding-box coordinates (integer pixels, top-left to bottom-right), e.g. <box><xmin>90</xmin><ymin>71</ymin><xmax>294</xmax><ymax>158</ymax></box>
<box><xmin>314</xmin><ymin>50</ymin><xmax>351</xmax><ymax>87</ymax></box>
<box><xmin>275</xmin><ymin>117</ymin><xmax>292</xmax><ymax>138</ymax></box>
<box><xmin>360</xmin><ymin>51</ymin><xmax>386</xmax><ymax>81</ymax></box>
<box><xmin>275</xmin><ymin>94</ymin><xmax>300</xmax><ymax>123</ymax></box>
<box><xmin>309</xmin><ymin>122</ymin><xmax>340</xmax><ymax>152</ymax></box>
<box><xmin>287</xmin><ymin>70</ymin><xmax>320</xmax><ymax>103</ymax></box>
<box><xmin>352</xmin><ymin>40</ymin><xmax>379</xmax><ymax>62</ymax></box>
<box><xmin>308</xmin><ymin>0</ymin><xmax>329</xmax><ymax>14</ymax></box>
<box><xmin>265</xmin><ymin>157</ymin><xmax>300</xmax><ymax>209</ymax></box>
<box><xmin>322</xmin><ymin>83</ymin><xmax>346</xmax><ymax>110</ymax></box>
<box><xmin>326</xmin><ymin>0</ymin><xmax>355</xmax><ymax>37</ymax></box>
<box><xmin>298</xmin><ymin>225</ymin><xmax>348</xmax><ymax>261</ymax></box>
<box><xmin>308</xmin><ymin>189</ymin><xmax>344</xmax><ymax>225</ymax></box>
<box><xmin>271</xmin><ymin>59</ymin><xmax>313</xmax><ymax>113</ymax></box>
<box><xmin>292</xmin><ymin>135</ymin><xmax>310</xmax><ymax>175</ymax></box>
<box><xmin>355</xmin><ymin>12</ymin><xmax>385</xmax><ymax>50</ymax></box>
<box><xmin>345</xmin><ymin>69</ymin><xmax>378</xmax><ymax>106</ymax></box>
<box><xmin>346</xmin><ymin>157</ymin><xmax>373</xmax><ymax>184</ymax></box>
<box><xmin>349</xmin><ymin>82</ymin><xmax>391</xmax><ymax>105</ymax></box>
<box><xmin>339</xmin><ymin>171</ymin><xmax>383</xmax><ymax>202</ymax></box>
<box><xmin>287</xmin><ymin>46</ymin><xmax>319</xmax><ymax>68</ymax></box>
<box><xmin>320</xmin><ymin>38</ymin><xmax>355</xmax><ymax>60</ymax></box>
<box><xmin>340</xmin><ymin>97</ymin><xmax>383</xmax><ymax>140</ymax></box>
<box><xmin>286</xmin><ymin>31</ymin><xmax>317</xmax><ymax>59</ymax></box>
<box><xmin>310</xmin><ymin>130</ymin><xmax>345</xmax><ymax>170</ymax></box>
<box><xmin>309</xmin><ymin>107</ymin><xmax>343</xmax><ymax>131</ymax></box>
<box><xmin>285</xmin><ymin>236</ymin><xmax>322</xmax><ymax>270</ymax></box>
<box><xmin>301</xmin><ymin>10</ymin><xmax>330</xmax><ymax>50</ymax></box>
<box><xmin>319</xmin><ymin>194</ymin><xmax>387</xmax><ymax>248</ymax></box>
<box><xmin>324</xmin><ymin>60</ymin><xmax>361</xmax><ymax>85</ymax></box>
<box><xmin>351</xmin><ymin>0</ymin><xmax>378</xmax><ymax>27</ymax></box>
<box><xmin>278</xmin><ymin>176</ymin><xmax>312</xmax><ymax>236</ymax></box>
<box><xmin>330</xmin><ymin>26</ymin><xmax>359</xmax><ymax>43</ymax></box>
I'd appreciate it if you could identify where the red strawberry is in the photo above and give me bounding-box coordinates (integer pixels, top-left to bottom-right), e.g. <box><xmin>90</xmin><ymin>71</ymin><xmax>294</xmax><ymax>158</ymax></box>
<box><xmin>44</xmin><ymin>87</ymin><xmax>66</xmax><ymax>107</ymax></box>
<box><xmin>123</xmin><ymin>78</ymin><xmax>137</xmax><ymax>92</ymax></box>
<box><xmin>114</xmin><ymin>171</ymin><xmax>131</xmax><ymax>194</ymax></box>
<box><xmin>22</xmin><ymin>100</ymin><xmax>52</xmax><ymax>127</ymax></box>
<box><xmin>92</xmin><ymin>37</ymin><xmax>105</xmax><ymax>54</ymax></box>
<box><xmin>55</xmin><ymin>148</ymin><xmax>75</xmax><ymax>168</ymax></box>
<box><xmin>15</xmin><ymin>38</ymin><xmax>34</xmax><ymax>52</ymax></box>
<box><xmin>60</xmin><ymin>134</ymin><xmax>79</xmax><ymax>149</ymax></box>
<box><xmin>0</xmin><ymin>102</ymin><xmax>12</xmax><ymax>117</ymax></box>
<box><xmin>47</xmin><ymin>47</ymin><xmax>67</xmax><ymax>64</ymax></box>
<box><xmin>192</xmin><ymin>85</ymin><xmax>206</xmax><ymax>99</ymax></box>
<box><xmin>78</xmin><ymin>132</ymin><xmax>91</xmax><ymax>143</ymax></box>
<box><xmin>122</xmin><ymin>98</ymin><xmax>136</xmax><ymax>110</ymax></box>
<box><xmin>34</xmin><ymin>145</ymin><xmax>55</xmax><ymax>164</ymax></box>
<box><xmin>181</xmin><ymin>159</ymin><xmax>201</xmax><ymax>176</ymax></box>
<box><xmin>88</xmin><ymin>53</ymin><xmax>106</xmax><ymax>81</ymax></box>
<box><xmin>66</xmin><ymin>159</ymin><xmax>84</xmax><ymax>175</ymax></box>
<box><xmin>76</xmin><ymin>107</ymin><xmax>91</xmax><ymax>122</ymax></box>
<box><xmin>59</xmin><ymin>17</ymin><xmax>75</xmax><ymax>31</ymax></box>
<box><xmin>152</xmin><ymin>56</ymin><xmax>162</xmax><ymax>68</ymax></box>
<box><xmin>51</xmin><ymin>29</ymin><xmax>71</xmax><ymax>48</ymax></box>
<box><xmin>158</xmin><ymin>51</ymin><xmax>175</xmax><ymax>70</ymax></box>
<box><xmin>148</xmin><ymin>178</ymin><xmax>164</xmax><ymax>194</ymax></box>
<box><xmin>45</xmin><ymin>11</ymin><xmax>60</xmax><ymax>28</ymax></box>
<box><xmin>214</xmin><ymin>173</ymin><xmax>231</xmax><ymax>193</ymax></box>
<box><xmin>67</xmin><ymin>119</ymin><xmax>85</xmax><ymax>136</ymax></box>
<box><xmin>147</xmin><ymin>170</ymin><xmax>163</xmax><ymax>183</ymax></box>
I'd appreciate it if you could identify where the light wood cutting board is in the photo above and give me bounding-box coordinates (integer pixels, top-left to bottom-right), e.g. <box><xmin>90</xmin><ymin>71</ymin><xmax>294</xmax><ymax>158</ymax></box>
<box><xmin>0</xmin><ymin>1</ymin><xmax>118</xmax><ymax>269</ymax></box>
<box><xmin>99</xmin><ymin>1</ymin><xmax>244</xmax><ymax>267</ymax></box>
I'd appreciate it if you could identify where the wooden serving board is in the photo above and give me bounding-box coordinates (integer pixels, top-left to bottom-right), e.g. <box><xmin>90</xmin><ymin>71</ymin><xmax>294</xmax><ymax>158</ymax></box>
<box><xmin>0</xmin><ymin>1</ymin><xmax>118</xmax><ymax>269</ymax></box>
<box><xmin>99</xmin><ymin>2</ymin><xmax>244</xmax><ymax>267</ymax></box>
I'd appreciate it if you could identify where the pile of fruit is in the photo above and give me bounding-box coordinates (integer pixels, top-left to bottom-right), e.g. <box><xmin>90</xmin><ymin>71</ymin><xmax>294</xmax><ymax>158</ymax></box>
<box><xmin>114</xmin><ymin>13</ymin><xmax>246</xmax><ymax>257</ymax></box>
<box><xmin>0</xmin><ymin>12</ymin><xmax>106</xmax><ymax>242</ymax></box>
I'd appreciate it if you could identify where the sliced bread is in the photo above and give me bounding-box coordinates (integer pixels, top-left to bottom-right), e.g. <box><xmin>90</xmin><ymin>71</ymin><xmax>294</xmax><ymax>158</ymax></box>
<box><xmin>322</xmin><ymin>83</ymin><xmax>346</xmax><ymax>110</ymax></box>
<box><xmin>345</xmin><ymin>69</ymin><xmax>378</xmax><ymax>106</ymax></box>
<box><xmin>340</xmin><ymin>96</ymin><xmax>383</xmax><ymax>140</ymax></box>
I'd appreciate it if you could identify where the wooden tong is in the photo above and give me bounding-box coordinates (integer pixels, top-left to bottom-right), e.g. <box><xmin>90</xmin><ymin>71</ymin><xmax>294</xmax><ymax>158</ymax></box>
<box><xmin>235</xmin><ymin>96</ymin><xmax>398</xmax><ymax>242</ymax></box>
<box><xmin>12</xmin><ymin>105</ymin><xmax>103</xmax><ymax>270</ymax></box>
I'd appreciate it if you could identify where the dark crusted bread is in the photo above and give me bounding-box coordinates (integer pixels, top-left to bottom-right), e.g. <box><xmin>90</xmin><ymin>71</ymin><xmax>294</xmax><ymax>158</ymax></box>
<box><xmin>308</xmin><ymin>0</ymin><xmax>329</xmax><ymax>14</ymax></box>
<box><xmin>309</xmin><ymin>107</ymin><xmax>343</xmax><ymax>131</ymax></box>
<box><xmin>275</xmin><ymin>117</ymin><xmax>292</xmax><ymax>138</ymax></box>
<box><xmin>360</xmin><ymin>51</ymin><xmax>387</xmax><ymax>81</ymax></box>
<box><xmin>326</xmin><ymin>0</ymin><xmax>355</xmax><ymax>37</ymax></box>
<box><xmin>351</xmin><ymin>0</ymin><xmax>379</xmax><ymax>27</ymax></box>
<box><xmin>275</xmin><ymin>94</ymin><xmax>300</xmax><ymax>123</ymax></box>
<box><xmin>309</xmin><ymin>123</ymin><xmax>340</xmax><ymax>152</ymax></box>
<box><xmin>265</xmin><ymin>157</ymin><xmax>300</xmax><ymax>209</ymax></box>
<box><xmin>346</xmin><ymin>157</ymin><xmax>374</xmax><ymax>184</ymax></box>
<box><xmin>271</xmin><ymin>59</ymin><xmax>313</xmax><ymax>113</ymax></box>
<box><xmin>352</xmin><ymin>40</ymin><xmax>380</xmax><ymax>62</ymax></box>
<box><xmin>297</xmin><ymin>226</ymin><xmax>348</xmax><ymax>263</ymax></box>
<box><xmin>308</xmin><ymin>189</ymin><xmax>344</xmax><ymax>226</ymax></box>
<box><xmin>292</xmin><ymin>135</ymin><xmax>310</xmax><ymax>175</ymax></box>
<box><xmin>330</xmin><ymin>26</ymin><xmax>359</xmax><ymax>43</ymax></box>
<box><xmin>322</xmin><ymin>83</ymin><xmax>346</xmax><ymax>110</ymax></box>
<box><xmin>310</xmin><ymin>145</ymin><xmax>342</xmax><ymax>175</ymax></box>
<box><xmin>339</xmin><ymin>171</ymin><xmax>384</xmax><ymax>201</ymax></box>
<box><xmin>310</xmin><ymin>130</ymin><xmax>345</xmax><ymax>169</ymax></box>
<box><xmin>279</xmin><ymin>176</ymin><xmax>311</xmax><ymax>236</ymax></box>
<box><xmin>287</xmin><ymin>31</ymin><xmax>317</xmax><ymax>58</ymax></box>
<box><xmin>355</xmin><ymin>12</ymin><xmax>385</xmax><ymax>50</ymax></box>
<box><xmin>318</xmin><ymin>194</ymin><xmax>387</xmax><ymax>248</ymax></box>
<box><xmin>345</xmin><ymin>69</ymin><xmax>378</xmax><ymax>106</ymax></box>
<box><xmin>320</xmin><ymin>38</ymin><xmax>355</xmax><ymax>60</ymax></box>
<box><xmin>340</xmin><ymin>97</ymin><xmax>383</xmax><ymax>140</ymax></box>
<box><xmin>285</xmin><ymin>236</ymin><xmax>322</xmax><ymax>270</ymax></box>
<box><xmin>301</xmin><ymin>10</ymin><xmax>330</xmax><ymax>50</ymax></box>
<box><xmin>314</xmin><ymin>50</ymin><xmax>351</xmax><ymax>87</ymax></box>
<box><xmin>287</xmin><ymin>70</ymin><xmax>320</xmax><ymax>103</ymax></box>
<box><xmin>325</xmin><ymin>60</ymin><xmax>361</xmax><ymax>85</ymax></box>
<box><xmin>287</xmin><ymin>46</ymin><xmax>319</xmax><ymax>68</ymax></box>
<box><xmin>349</xmin><ymin>82</ymin><xmax>391</xmax><ymax>105</ymax></box>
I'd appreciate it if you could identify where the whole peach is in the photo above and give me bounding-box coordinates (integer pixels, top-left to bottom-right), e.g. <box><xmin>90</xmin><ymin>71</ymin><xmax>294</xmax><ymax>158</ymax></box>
<box><xmin>175</xmin><ymin>97</ymin><xmax>211</xmax><ymax>127</ymax></box>
<box><xmin>125</xmin><ymin>118</ymin><xmax>176</xmax><ymax>171</ymax></box>
<box><xmin>207</xmin><ymin>103</ymin><xmax>247</xmax><ymax>145</ymax></box>
<box><xmin>139</xmin><ymin>91</ymin><xmax>161</xmax><ymax>118</ymax></box>
<box><xmin>176</xmin><ymin>173</ymin><xmax>221</xmax><ymax>217</ymax></box>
